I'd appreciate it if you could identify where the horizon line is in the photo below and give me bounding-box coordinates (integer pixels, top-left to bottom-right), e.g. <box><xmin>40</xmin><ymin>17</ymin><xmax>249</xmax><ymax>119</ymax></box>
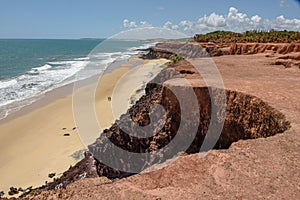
<box><xmin>0</xmin><ymin>37</ymin><xmax>106</xmax><ymax>40</ymax></box>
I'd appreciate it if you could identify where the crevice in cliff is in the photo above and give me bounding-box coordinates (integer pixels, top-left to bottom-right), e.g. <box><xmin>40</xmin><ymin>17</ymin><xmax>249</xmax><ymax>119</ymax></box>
<box><xmin>90</xmin><ymin>63</ymin><xmax>290</xmax><ymax>175</ymax></box>
<box><xmin>40</xmin><ymin>58</ymin><xmax>291</xmax><ymax>192</ymax></box>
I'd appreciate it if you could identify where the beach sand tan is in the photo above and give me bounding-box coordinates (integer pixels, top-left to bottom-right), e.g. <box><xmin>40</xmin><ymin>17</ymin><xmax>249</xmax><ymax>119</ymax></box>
<box><xmin>0</xmin><ymin>58</ymin><xmax>168</xmax><ymax>196</ymax></box>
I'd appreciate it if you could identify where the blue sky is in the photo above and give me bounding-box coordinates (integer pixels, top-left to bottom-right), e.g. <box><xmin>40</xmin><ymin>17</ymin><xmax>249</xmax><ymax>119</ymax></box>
<box><xmin>0</xmin><ymin>0</ymin><xmax>299</xmax><ymax>38</ymax></box>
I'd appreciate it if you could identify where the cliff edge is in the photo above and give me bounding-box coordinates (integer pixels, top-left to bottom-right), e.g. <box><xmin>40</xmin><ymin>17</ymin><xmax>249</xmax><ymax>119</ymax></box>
<box><xmin>18</xmin><ymin>43</ymin><xmax>300</xmax><ymax>200</ymax></box>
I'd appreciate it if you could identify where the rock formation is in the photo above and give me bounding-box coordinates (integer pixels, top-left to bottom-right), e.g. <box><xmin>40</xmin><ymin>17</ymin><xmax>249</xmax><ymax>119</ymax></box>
<box><xmin>36</xmin><ymin>57</ymin><xmax>290</xmax><ymax>193</ymax></box>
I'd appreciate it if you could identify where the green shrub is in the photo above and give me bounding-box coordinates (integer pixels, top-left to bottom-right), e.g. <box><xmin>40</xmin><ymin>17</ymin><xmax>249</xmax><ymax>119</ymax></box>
<box><xmin>168</xmin><ymin>54</ymin><xmax>185</xmax><ymax>64</ymax></box>
<box><xmin>194</xmin><ymin>30</ymin><xmax>300</xmax><ymax>43</ymax></box>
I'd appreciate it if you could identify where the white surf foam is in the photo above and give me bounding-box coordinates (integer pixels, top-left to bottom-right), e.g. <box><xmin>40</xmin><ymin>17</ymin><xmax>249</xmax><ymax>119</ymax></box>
<box><xmin>0</xmin><ymin>79</ymin><xmax>18</xmax><ymax>89</ymax></box>
<box><xmin>0</xmin><ymin>42</ymin><xmax>156</xmax><ymax>120</ymax></box>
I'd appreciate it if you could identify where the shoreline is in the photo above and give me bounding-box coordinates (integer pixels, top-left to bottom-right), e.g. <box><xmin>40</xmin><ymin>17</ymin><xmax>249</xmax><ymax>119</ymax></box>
<box><xmin>0</xmin><ymin>57</ymin><xmax>168</xmax><ymax>196</ymax></box>
<box><xmin>0</xmin><ymin>56</ymin><xmax>143</xmax><ymax>125</ymax></box>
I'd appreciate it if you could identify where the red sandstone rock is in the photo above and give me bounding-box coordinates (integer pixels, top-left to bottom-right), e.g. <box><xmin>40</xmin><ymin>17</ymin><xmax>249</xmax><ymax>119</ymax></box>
<box><xmin>22</xmin><ymin>44</ymin><xmax>300</xmax><ymax>200</ymax></box>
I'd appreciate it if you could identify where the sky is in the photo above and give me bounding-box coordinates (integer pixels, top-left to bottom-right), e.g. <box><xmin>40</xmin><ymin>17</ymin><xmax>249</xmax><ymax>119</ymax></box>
<box><xmin>0</xmin><ymin>0</ymin><xmax>299</xmax><ymax>39</ymax></box>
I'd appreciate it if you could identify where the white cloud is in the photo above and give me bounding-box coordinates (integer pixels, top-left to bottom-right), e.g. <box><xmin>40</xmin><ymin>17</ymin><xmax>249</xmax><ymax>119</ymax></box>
<box><xmin>122</xmin><ymin>7</ymin><xmax>300</xmax><ymax>35</ymax></box>
<box><xmin>140</xmin><ymin>21</ymin><xmax>152</xmax><ymax>28</ymax></box>
<box><xmin>206</xmin><ymin>13</ymin><xmax>226</xmax><ymax>27</ymax></box>
<box><xmin>276</xmin><ymin>15</ymin><xmax>285</xmax><ymax>21</ymax></box>
<box><xmin>123</xmin><ymin>19</ymin><xmax>153</xmax><ymax>29</ymax></box>
<box><xmin>227</xmin><ymin>7</ymin><xmax>248</xmax><ymax>23</ymax></box>
<box><xmin>251</xmin><ymin>15</ymin><xmax>262</xmax><ymax>23</ymax></box>
<box><xmin>176</xmin><ymin>7</ymin><xmax>300</xmax><ymax>34</ymax></box>
<box><xmin>272</xmin><ymin>16</ymin><xmax>300</xmax><ymax>30</ymax></box>
<box><xmin>163</xmin><ymin>21</ymin><xmax>179</xmax><ymax>30</ymax></box>
<box><xmin>123</xmin><ymin>19</ymin><xmax>137</xmax><ymax>28</ymax></box>
<box><xmin>279</xmin><ymin>0</ymin><xmax>286</xmax><ymax>7</ymax></box>
<box><xmin>229</xmin><ymin>7</ymin><xmax>238</xmax><ymax>15</ymax></box>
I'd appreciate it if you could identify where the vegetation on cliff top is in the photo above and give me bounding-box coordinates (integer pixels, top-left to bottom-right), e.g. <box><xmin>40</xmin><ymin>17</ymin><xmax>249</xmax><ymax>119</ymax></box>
<box><xmin>168</xmin><ymin>54</ymin><xmax>185</xmax><ymax>65</ymax></box>
<box><xmin>194</xmin><ymin>30</ymin><xmax>300</xmax><ymax>43</ymax></box>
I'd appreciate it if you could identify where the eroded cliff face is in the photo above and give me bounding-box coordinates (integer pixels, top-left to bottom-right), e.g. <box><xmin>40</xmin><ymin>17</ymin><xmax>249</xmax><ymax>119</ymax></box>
<box><xmin>144</xmin><ymin>42</ymin><xmax>300</xmax><ymax>69</ymax></box>
<box><xmin>228</xmin><ymin>43</ymin><xmax>300</xmax><ymax>55</ymax></box>
<box><xmin>142</xmin><ymin>42</ymin><xmax>219</xmax><ymax>59</ymax></box>
<box><xmin>145</xmin><ymin>42</ymin><xmax>300</xmax><ymax>57</ymax></box>
<box><xmin>226</xmin><ymin>43</ymin><xmax>300</xmax><ymax>68</ymax></box>
<box><xmin>41</xmin><ymin>59</ymin><xmax>290</xmax><ymax>192</ymax></box>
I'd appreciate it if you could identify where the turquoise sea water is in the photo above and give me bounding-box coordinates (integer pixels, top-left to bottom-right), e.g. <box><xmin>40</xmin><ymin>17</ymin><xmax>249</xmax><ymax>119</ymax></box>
<box><xmin>0</xmin><ymin>39</ymin><xmax>102</xmax><ymax>80</ymax></box>
<box><xmin>0</xmin><ymin>39</ymin><xmax>152</xmax><ymax>119</ymax></box>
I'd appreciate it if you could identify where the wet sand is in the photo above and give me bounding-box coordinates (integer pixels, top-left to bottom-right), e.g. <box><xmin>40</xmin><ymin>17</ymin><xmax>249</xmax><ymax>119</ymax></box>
<box><xmin>0</xmin><ymin>58</ymin><xmax>168</xmax><ymax>196</ymax></box>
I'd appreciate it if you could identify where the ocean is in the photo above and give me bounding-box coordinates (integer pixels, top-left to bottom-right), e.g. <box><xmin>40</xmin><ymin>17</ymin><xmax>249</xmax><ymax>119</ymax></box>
<box><xmin>0</xmin><ymin>39</ymin><xmax>153</xmax><ymax>120</ymax></box>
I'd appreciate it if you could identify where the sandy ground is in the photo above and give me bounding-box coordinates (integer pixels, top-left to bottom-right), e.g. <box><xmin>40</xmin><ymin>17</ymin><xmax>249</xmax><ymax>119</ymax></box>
<box><xmin>27</xmin><ymin>53</ymin><xmax>300</xmax><ymax>200</ymax></box>
<box><xmin>0</xmin><ymin>58</ymin><xmax>168</xmax><ymax>196</ymax></box>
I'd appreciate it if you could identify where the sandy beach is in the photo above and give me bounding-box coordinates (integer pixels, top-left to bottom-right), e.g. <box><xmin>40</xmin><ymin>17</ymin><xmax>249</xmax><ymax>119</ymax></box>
<box><xmin>0</xmin><ymin>58</ymin><xmax>168</xmax><ymax>195</ymax></box>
